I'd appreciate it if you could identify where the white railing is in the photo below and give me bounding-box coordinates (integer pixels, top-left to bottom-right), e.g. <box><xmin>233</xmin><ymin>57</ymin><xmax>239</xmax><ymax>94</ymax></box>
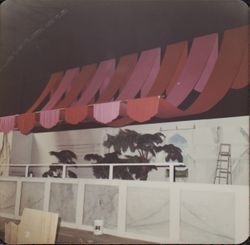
<box><xmin>0</xmin><ymin>162</ymin><xmax>186</xmax><ymax>182</ymax></box>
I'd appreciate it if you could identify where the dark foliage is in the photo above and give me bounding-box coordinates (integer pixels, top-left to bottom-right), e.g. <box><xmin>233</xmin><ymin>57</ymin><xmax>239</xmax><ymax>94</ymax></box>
<box><xmin>85</xmin><ymin>130</ymin><xmax>183</xmax><ymax>180</ymax></box>
<box><xmin>50</xmin><ymin>150</ymin><xmax>77</xmax><ymax>164</ymax></box>
<box><xmin>43</xmin><ymin>150</ymin><xmax>78</xmax><ymax>178</ymax></box>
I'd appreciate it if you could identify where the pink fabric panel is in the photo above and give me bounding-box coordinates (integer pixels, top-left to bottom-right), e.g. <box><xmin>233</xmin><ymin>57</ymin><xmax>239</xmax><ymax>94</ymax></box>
<box><xmin>42</xmin><ymin>68</ymin><xmax>80</xmax><ymax>110</ymax></box>
<box><xmin>40</xmin><ymin>109</ymin><xmax>60</xmax><ymax>129</ymax></box>
<box><xmin>167</xmin><ymin>33</ymin><xmax>218</xmax><ymax>106</ymax></box>
<box><xmin>117</xmin><ymin>48</ymin><xmax>161</xmax><ymax>100</ymax></box>
<box><xmin>93</xmin><ymin>101</ymin><xmax>120</xmax><ymax>124</ymax></box>
<box><xmin>140</xmin><ymin>52</ymin><xmax>161</xmax><ymax>97</ymax></box>
<box><xmin>0</xmin><ymin>116</ymin><xmax>16</xmax><ymax>133</ymax></box>
<box><xmin>76</xmin><ymin>59</ymin><xmax>116</xmax><ymax>105</ymax></box>
<box><xmin>194</xmin><ymin>34</ymin><xmax>218</xmax><ymax>92</ymax></box>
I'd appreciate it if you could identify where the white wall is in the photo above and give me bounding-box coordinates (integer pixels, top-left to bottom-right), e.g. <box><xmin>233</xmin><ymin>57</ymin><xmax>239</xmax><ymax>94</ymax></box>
<box><xmin>9</xmin><ymin>116</ymin><xmax>249</xmax><ymax>185</ymax></box>
<box><xmin>10</xmin><ymin>132</ymin><xmax>33</xmax><ymax>164</ymax></box>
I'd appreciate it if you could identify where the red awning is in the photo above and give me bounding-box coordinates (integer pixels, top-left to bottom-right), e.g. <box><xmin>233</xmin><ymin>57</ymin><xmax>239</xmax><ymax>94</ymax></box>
<box><xmin>0</xmin><ymin>26</ymin><xmax>247</xmax><ymax>134</ymax></box>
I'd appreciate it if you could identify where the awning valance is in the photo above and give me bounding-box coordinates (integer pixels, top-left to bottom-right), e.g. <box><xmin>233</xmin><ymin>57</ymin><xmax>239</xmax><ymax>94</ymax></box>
<box><xmin>0</xmin><ymin>26</ymin><xmax>247</xmax><ymax>134</ymax></box>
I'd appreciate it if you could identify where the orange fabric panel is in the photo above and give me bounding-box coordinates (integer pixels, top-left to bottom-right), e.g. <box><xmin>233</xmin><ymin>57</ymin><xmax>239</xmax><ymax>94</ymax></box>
<box><xmin>17</xmin><ymin>113</ymin><xmax>36</xmax><ymax>134</ymax></box>
<box><xmin>27</xmin><ymin>72</ymin><xmax>64</xmax><ymax>113</ymax></box>
<box><xmin>97</xmin><ymin>53</ymin><xmax>138</xmax><ymax>103</ymax></box>
<box><xmin>56</xmin><ymin>64</ymin><xmax>97</xmax><ymax>108</ymax></box>
<box><xmin>64</xmin><ymin>106</ymin><xmax>88</xmax><ymax>125</ymax></box>
<box><xmin>148</xmin><ymin>41</ymin><xmax>188</xmax><ymax>96</ymax></box>
<box><xmin>127</xmin><ymin>97</ymin><xmax>159</xmax><ymax>122</ymax></box>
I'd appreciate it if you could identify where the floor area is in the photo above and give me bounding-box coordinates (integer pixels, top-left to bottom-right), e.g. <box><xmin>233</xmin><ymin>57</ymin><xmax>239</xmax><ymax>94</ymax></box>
<box><xmin>0</xmin><ymin>217</ymin><xmax>150</xmax><ymax>244</ymax></box>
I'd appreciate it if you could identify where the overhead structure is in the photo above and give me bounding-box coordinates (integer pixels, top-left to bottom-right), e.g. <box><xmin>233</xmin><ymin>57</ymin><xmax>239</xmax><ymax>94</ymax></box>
<box><xmin>0</xmin><ymin>26</ymin><xmax>247</xmax><ymax>134</ymax></box>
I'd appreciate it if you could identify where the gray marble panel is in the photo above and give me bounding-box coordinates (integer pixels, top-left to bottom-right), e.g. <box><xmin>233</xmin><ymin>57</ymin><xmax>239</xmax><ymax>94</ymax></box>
<box><xmin>180</xmin><ymin>190</ymin><xmax>235</xmax><ymax>243</ymax></box>
<box><xmin>83</xmin><ymin>185</ymin><xmax>118</xmax><ymax>229</ymax></box>
<box><xmin>0</xmin><ymin>181</ymin><xmax>16</xmax><ymax>215</ymax></box>
<box><xmin>126</xmin><ymin>187</ymin><xmax>169</xmax><ymax>238</ymax></box>
<box><xmin>49</xmin><ymin>183</ymin><xmax>77</xmax><ymax>223</ymax></box>
<box><xmin>19</xmin><ymin>182</ymin><xmax>44</xmax><ymax>215</ymax></box>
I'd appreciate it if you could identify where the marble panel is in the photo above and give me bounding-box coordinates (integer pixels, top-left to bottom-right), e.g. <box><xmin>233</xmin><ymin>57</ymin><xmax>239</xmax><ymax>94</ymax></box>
<box><xmin>49</xmin><ymin>183</ymin><xmax>78</xmax><ymax>223</ymax></box>
<box><xmin>83</xmin><ymin>185</ymin><xmax>118</xmax><ymax>229</ymax></box>
<box><xmin>180</xmin><ymin>190</ymin><xmax>235</xmax><ymax>243</ymax></box>
<box><xmin>126</xmin><ymin>187</ymin><xmax>169</xmax><ymax>238</ymax></box>
<box><xmin>0</xmin><ymin>181</ymin><xmax>16</xmax><ymax>215</ymax></box>
<box><xmin>19</xmin><ymin>182</ymin><xmax>44</xmax><ymax>215</ymax></box>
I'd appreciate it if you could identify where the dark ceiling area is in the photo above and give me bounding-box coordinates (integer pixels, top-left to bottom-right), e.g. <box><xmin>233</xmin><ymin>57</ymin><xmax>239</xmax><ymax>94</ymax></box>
<box><xmin>0</xmin><ymin>0</ymin><xmax>248</xmax><ymax>127</ymax></box>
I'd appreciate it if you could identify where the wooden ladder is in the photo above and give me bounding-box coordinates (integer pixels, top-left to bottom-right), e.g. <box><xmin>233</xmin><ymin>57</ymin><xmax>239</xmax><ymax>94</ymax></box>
<box><xmin>214</xmin><ymin>144</ymin><xmax>232</xmax><ymax>184</ymax></box>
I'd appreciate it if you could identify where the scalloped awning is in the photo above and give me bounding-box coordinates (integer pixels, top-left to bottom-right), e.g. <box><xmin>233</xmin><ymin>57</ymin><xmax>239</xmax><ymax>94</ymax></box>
<box><xmin>0</xmin><ymin>26</ymin><xmax>247</xmax><ymax>134</ymax></box>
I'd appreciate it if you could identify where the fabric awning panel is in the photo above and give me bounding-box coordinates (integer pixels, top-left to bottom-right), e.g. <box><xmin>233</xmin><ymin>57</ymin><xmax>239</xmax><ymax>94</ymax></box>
<box><xmin>147</xmin><ymin>41</ymin><xmax>188</xmax><ymax>97</ymax></box>
<box><xmin>117</xmin><ymin>48</ymin><xmax>160</xmax><ymax>100</ymax></box>
<box><xmin>55</xmin><ymin>64</ymin><xmax>97</xmax><ymax>108</ymax></box>
<box><xmin>158</xmin><ymin>25</ymin><xmax>248</xmax><ymax>118</ymax></box>
<box><xmin>96</xmin><ymin>53</ymin><xmax>138</xmax><ymax>103</ymax></box>
<box><xmin>75</xmin><ymin>59</ymin><xmax>115</xmax><ymax>105</ymax></box>
<box><xmin>27</xmin><ymin>71</ymin><xmax>64</xmax><ymax>113</ymax></box>
<box><xmin>0</xmin><ymin>26</ymin><xmax>247</xmax><ymax>133</ymax></box>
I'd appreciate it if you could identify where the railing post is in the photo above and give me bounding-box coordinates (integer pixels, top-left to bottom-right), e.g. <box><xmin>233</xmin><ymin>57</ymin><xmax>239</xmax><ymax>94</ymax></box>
<box><xmin>109</xmin><ymin>164</ymin><xmax>113</xmax><ymax>180</ymax></box>
<box><xmin>169</xmin><ymin>164</ymin><xmax>175</xmax><ymax>183</ymax></box>
<box><xmin>62</xmin><ymin>165</ymin><xmax>66</xmax><ymax>178</ymax></box>
<box><xmin>25</xmin><ymin>165</ymin><xmax>29</xmax><ymax>177</ymax></box>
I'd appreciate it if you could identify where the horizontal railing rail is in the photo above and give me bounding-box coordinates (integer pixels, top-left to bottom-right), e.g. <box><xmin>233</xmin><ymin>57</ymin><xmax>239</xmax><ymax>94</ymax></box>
<box><xmin>1</xmin><ymin>162</ymin><xmax>187</xmax><ymax>182</ymax></box>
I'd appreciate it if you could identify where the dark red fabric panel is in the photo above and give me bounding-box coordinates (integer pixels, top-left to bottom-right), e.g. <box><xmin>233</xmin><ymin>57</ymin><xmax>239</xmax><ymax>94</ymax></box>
<box><xmin>231</xmin><ymin>47</ymin><xmax>248</xmax><ymax>89</ymax></box>
<box><xmin>148</xmin><ymin>41</ymin><xmax>188</xmax><ymax>96</ymax></box>
<box><xmin>157</xmin><ymin>26</ymin><xmax>248</xmax><ymax>118</ymax></box>
<box><xmin>64</xmin><ymin>106</ymin><xmax>88</xmax><ymax>125</ymax></box>
<box><xmin>127</xmin><ymin>97</ymin><xmax>159</xmax><ymax>122</ymax></box>
<box><xmin>108</xmin><ymin>117</ymin><xmax>134</xmax><ymax>127</ymax></box>
<box><xmin>27</xmin><ymin>71</ymin><xmax>64</xmax><ymax>113</ymax></box>
<box><xmin>96</xmin><ymin>53</ymin><xmax>138</xmax><ymax>103</ymax></box>
<box><xmin>140</xmin><ymin>52</ymin><xmax>161</xmax><ymax>97</ymax></box>
<box><xmin>56</xmin><ymin>64</ymin><xmax>97</xmax><ymax>108</ymax></box>
<box><xmin>17</xmin><ymin>113</ymin><xmax>36</xmax><ymax>134</ymax></box>
<box><xmin>42</xmin><ymin>68</ymin><xmax>80</xmax><ymax>110</ymax></box>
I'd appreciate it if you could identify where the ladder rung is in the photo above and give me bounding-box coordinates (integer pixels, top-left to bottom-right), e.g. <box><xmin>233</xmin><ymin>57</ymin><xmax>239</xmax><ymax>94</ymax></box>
<box><xmin>220</xmin><ymin>153</ymin><xmax>231</xmax><ymax>156</ymax></box>
<box><xmin>219</xmin><ymin>171</ymin><xmax>230</xmax><ymax>174</ymax></box>
<box><xmin>217</xmin><ymin>159</ymin><xmax>229</xmax><ymax>162</ymax></box>
<box><xmin>217</xmin><ymin>168</ymin><xmax>230</xmax><ymax>170</ymax></box>
<box><xmin>215</xmin><ymin>176</ymin><xmax>227</xmax><ymax>179</ymax></box>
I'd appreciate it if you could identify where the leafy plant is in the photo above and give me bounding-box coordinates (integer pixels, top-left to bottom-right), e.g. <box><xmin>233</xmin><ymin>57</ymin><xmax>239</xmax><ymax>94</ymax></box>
<box><xmin>43</xmin><ymin>150</ymin><xmax>78</xmax><ymax>178</ymax></box>
<box><xmin>84</xmin><ymin>129</ymin><xmax>183</xmax><ymax>180</ymax></box>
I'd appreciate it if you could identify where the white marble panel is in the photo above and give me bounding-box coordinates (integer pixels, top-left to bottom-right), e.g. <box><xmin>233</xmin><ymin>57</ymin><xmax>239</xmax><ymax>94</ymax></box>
<box><xmin>126</xmin><ymin>187</ymin><xmax>169</xmax><ymax>238</ymax></box>
<box><xmin>49</xmin><ymin>183</ymin><xmax>77</xmax><ymax>223</ymax></box>
<box><xmin>83</xmin><ymin>185</ymin><xmax>118</xmax><ymax>229</ymax></box>
<box><xmin>180</xmin><ymin>190</ymin><xmax>235</xmax><ymax>243</ymax></box>
<box><xmin>20</xmin><ymin>182</ymin><xmax>44</xmax><ymax>215</ymax></box>
<box><xmin>0</xmin><ymin>181</ymin><xmax>16</xmax><ymax>215</ymax></box>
